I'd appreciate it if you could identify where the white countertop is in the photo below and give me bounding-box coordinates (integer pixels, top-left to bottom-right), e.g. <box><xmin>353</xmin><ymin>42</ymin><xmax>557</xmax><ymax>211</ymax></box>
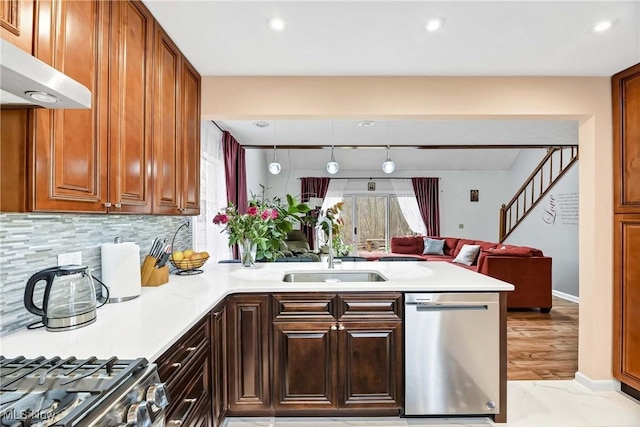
<box><xmin>0</xmin><ymin>261</ymin><xmax>513</xmax><ymax>362</ymax></box>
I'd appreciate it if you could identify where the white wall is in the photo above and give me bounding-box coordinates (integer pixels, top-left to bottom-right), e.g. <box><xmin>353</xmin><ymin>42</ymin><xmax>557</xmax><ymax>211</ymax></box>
<box><xmin>266</xmin><ymin>168</ymin><xmax>510</xmax><ymax>242</ymax></box>
<box><xmin>245</xmin><ymin>149</ymin><xmax>268</xmax><ymax>199</ymax></box>
<box><xmin>504</xmin><ymin>149</ymin><xmax>579</xmax><ymax>298</ymax></box>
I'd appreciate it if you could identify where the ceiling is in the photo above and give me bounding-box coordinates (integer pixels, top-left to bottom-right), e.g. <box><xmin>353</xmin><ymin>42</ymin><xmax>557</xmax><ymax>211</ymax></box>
<box><xmin>142</xmin><ymin>1</ymin><xmax>639</xmax><ymax>77</ymax></box>
<box><xmin>217</xmin><ymin>119</ymin><xmax>577</xmax><ymax>170</ymax></box>
<box><xmin>141</xmin><ymin>1</ymin><xmax>621</xmax><ymax>170</ymax></box>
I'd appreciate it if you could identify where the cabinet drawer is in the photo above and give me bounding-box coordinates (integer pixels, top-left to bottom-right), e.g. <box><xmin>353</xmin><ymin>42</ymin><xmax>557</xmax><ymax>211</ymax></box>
<box><xmin>166</xmin><ymin>347</ymin><xmax>211</xmax><ymax>426</ymax></box>
<box><xmin>272</xmin><ymin>293</ymin><xmax>337</xmax><ymax>321</ymax></box>
<box><xmin>338</xmin><ymin>293</ymin><xmax>403</xmax><ymax>321</ymax></box>
<box><xmin>157</xmin><ymin>317</ymin><xmax>209</xmax><ymax>386</ymax></box>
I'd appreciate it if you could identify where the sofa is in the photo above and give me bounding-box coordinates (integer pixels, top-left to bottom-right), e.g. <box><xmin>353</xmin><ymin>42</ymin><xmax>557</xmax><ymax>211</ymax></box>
<box><xmin>389</xmin><ymin>235</ymin><xmax>552</xmax><ymax>312</ymax></box>
<box><xmin>280</xmin><ymin>230</ymin><xmax>320</xmax><ymax>262</ymax></box>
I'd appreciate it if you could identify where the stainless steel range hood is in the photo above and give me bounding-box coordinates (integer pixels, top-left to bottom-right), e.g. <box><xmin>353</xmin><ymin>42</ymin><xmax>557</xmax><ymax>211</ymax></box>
<box><xmin>0</xmin><ymin>39</ymin><xmax>91</xmax><ymax>109</ymax></box>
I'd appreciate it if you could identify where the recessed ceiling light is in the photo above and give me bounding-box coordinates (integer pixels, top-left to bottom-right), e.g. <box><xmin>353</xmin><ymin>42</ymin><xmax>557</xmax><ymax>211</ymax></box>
<box><xmin>424</xmin><ymin>18</ymin><xmax>445</xmax><ymax>32</ymax></box>
<box><xmin>592</xmin><ymin>19</ymin><xmax>617</xmax><ymax>33</ymax></box>
<box><xmin>254</xmin><ymin>121</ymin><xmax>270</xmax><ymax>128</ymax></box>
<box><xmin>357</xmin><ymin>121</ymin><xmax>376</xmax><ymax>127</ymax></box>
<box><xmin>267</xmin><ymin>16</ymin><xmax>286</xmax><ymax>32</ymax></box>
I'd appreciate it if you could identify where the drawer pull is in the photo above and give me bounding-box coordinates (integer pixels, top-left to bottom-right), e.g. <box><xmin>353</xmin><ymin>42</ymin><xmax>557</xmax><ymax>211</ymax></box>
<box><xmin>338</xmin><ymin>324</ymin><xmax>346</xmax><ymax>331</ymax></box>
<box><xmin>167</xmin><ymin>397</ymin><xmax>198</xmax><ymax>426</ymax></box>
<box><xmin>330</xmin><ymin>325</ymin><xmax>337</xmax><ymax>331</ymax></box>
<box><xmin>186</xmin><ymin>346</ymin><xmax>197</xmax><ymax>352</ymax></box>
<box><xmin>171</xmin><ymin>363</ymin><xmax>182</xmax><ymax>368</ymax></box>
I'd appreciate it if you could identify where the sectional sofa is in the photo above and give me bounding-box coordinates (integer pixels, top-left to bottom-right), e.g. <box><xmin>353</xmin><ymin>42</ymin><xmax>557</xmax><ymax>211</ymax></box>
<box><xmin>389</xmin><ymin>236</ymin><xmax>552</xmax><ymax>312</ymax></box>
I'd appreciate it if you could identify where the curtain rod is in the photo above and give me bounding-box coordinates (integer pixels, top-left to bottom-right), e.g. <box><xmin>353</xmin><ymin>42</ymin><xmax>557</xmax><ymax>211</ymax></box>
<box><xmin>297</xmin><ymin>177</ymin><xmax>441</xmax><ymax>180</ymax></box>
<box><xmin>211</xmin><ymin>120</ymin><xmax>224</xmax><ymax>133</ymax></box>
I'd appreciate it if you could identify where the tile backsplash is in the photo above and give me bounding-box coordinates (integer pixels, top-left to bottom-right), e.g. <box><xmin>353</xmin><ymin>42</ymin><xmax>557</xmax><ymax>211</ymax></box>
<box><xmin>0</xmin><ymin>213</ymin><xmax>192</xmax><ymax>336</ymax></box>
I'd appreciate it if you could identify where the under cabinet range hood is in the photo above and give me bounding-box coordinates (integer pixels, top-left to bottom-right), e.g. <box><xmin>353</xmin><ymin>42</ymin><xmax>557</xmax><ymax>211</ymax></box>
<box><xmin>0</xmin><ymin>39</ymin><xmax>91</xmax><ymax>109</ymax></box>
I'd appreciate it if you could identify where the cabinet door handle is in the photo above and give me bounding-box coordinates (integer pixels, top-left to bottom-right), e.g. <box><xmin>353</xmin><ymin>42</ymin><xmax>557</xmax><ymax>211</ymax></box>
<box><xmin>171</xmin><ymin>362</ymin><xmax>182</xmax><ymax>368</ymax></box>
<box><xmin>114</xmin><ymin>202</ymin><xmax>122</xmax><ymax>208</ymax></box>
<box><xmin>167</xmin><ymin>398</ymin><xmax>198</xmax><ymax>426</ymax></box>
<box><xmin>330</xmin><ymin>325</ymin><xmax>337</xmax><ymax>331</ymax></box>
<box><xmin>186</xmin><ymin>346</ymin><xmax>197</xmax><ymax>352</ymax></box>
<box><xmin>338</xmin><ymin>324</ymin><xmax>345</xmax><ymax>331</ymax></box>
<box><xmin>103</xmin><ymin>202</ymin><xmax>112</xmax><ymax>208</ymax></box>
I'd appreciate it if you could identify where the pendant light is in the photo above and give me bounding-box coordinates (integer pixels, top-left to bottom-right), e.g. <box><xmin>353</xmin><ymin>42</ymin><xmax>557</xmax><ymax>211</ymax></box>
<box><xmin>268</xmin><ymin>145</ymin><xmax>281</xmax><ymax>175</ymax></box>
<box><xmin>326</xmin><ymin>146</ymin><xmax>339</xmax><ymax>175</ymax></box>
<box><xmin>326</xmin><ymin>122</ymin><xmax>339</xmax><ymax>174</ymax></box>
<box><xmin>382</xmin><ymin>146</ymin><xmax>395</xmax><ymax>174</ymax></box>
<box><xmin>382</xmin><ymin>121</ymin><xmax>395</xmax><ymax>174</ymax></box>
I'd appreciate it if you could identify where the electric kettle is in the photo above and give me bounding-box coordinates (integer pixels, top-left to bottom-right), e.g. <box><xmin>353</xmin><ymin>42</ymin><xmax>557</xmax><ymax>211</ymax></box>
<box><xmin>23</xmin><ymin>265</ymin><xmax>109</xmax><ymax>331</ymax></box>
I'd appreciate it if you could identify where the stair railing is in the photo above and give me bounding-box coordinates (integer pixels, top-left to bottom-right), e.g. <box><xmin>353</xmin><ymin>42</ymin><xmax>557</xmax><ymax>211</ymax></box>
<box><xmin>499</xmin><ymin>146</ymin><xmax>578</xmax><ymax>242</ymax></box>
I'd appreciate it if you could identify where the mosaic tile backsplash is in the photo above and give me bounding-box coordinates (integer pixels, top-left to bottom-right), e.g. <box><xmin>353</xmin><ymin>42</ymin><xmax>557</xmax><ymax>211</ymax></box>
<box><xmin>0</xmin><ymin>213</ymin><xmax>192</xmax><ymax>336</ymax></box>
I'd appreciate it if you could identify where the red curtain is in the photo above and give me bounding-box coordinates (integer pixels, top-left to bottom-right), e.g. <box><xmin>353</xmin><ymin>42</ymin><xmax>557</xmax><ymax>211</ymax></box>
<box><xmin>412</xmin><ymin>177</ymin><xmax>440</xmax><ymax>236</ymax></box>
<box><xmin>301</xmin><ymin>177</ymin><xmax>330</xmax><ymax>248</ymax></box>
<box><xmin>222</xmin><ymin>131</ymin><xmax>247</xmax><ymax>257</ymax></box>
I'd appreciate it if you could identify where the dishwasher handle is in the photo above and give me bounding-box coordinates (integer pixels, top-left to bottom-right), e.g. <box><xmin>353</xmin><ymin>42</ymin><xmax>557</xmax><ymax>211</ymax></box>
<box><xmin>414</xmin><ymin>302</ymin><xmax>489</xmax><ymax>311</ymax></box>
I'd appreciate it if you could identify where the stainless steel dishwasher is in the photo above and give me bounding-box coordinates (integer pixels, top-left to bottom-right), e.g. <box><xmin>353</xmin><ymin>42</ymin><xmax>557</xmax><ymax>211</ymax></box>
<box><xmin>404</xmin><ymin>292</ymin><xmax>500</xmax><ymax>416</ymax></box>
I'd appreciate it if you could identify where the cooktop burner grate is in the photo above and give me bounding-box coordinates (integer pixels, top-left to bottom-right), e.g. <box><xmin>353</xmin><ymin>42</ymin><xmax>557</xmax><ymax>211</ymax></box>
<box><xmin>0</xmin><ymin>356</ymin><xmax>149</xmax><ymax>426</ymax></box>
<box><xmin>0</xmin><ymin>356</ymin><xmax>146</xmax><ymax>393</ymax></box>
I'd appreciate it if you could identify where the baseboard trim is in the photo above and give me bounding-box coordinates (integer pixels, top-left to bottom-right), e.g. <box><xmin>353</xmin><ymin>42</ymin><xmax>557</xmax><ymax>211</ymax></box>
<box><xmin>552</xmin><ymin>290</ymin><xmax>579</xmax><ymax>303</ymax></box>
<box><xmin>575</xmin><ymin>372</ymin><xmax>620</xmax><ymax>391</ymax></box>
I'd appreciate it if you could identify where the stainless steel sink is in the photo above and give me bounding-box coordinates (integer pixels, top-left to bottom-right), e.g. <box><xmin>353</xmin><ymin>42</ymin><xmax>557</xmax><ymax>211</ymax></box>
<box><xmin>282</xmin><ymin>270</ymin><xmax>387</xmax><ymax>283</ymax></box>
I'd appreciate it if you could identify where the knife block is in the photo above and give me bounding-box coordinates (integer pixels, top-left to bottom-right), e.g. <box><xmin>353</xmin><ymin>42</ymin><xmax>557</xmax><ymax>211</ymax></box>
<box><xmin>141</xmin><ymin>255</ymin><xmax>169</xmax><ymax>287</ymax></box>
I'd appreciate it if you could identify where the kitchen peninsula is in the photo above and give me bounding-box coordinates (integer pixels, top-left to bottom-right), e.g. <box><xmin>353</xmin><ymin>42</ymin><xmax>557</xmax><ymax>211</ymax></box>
<box><xmin>1</xmin><ymin>261</ymin><xmax>513</xmax><ymax>425</ymax></box>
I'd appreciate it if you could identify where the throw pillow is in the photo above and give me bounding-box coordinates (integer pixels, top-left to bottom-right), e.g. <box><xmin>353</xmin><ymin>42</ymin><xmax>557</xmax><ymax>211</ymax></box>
<box><xmin>452</xmin><ymin>244</ymin><xmax>481</xmax><ymax>266</ymax></box>
<box><xmin>422</xmin><ymin>238</ymin><xmax>445</xmax><ymax>255</ymax></box>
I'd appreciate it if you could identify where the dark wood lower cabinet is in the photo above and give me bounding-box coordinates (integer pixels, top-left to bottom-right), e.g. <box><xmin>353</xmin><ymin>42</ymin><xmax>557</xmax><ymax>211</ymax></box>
<box><xmin>273</xmin><ymin>322</ymin><xmax>337</xmax><ymax>409</ymax></box>
<box><xmin>339</xmin><ymin>322</ymin><xmax>402</xmax><ymax>409</ymax></box>
<box><xmin>212</xmin><ymin>304</ymin><xmax>228</xmax><ymax>426</ymax></box>
<box><xmin>227</xmin><ymin>295</ymin><xmax>271</xmax><ymax>413</ymax></box>
<box><xmin>165</xmin><ymin>292</ymin><xmax>405</xmax><ymax>424</ymax></box>
<box><xmin>165</xmin><ymin>346</ymin><xmax>212</xmax><ymax>426</ymax></box>
<box><xmin>270</xmin><ymin>293</ymin><xmax>403</xmax><ymax>415</ymax></box>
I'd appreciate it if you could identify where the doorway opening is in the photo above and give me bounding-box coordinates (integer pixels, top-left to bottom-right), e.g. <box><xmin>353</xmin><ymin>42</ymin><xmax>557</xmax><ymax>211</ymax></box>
<box><xmin>339</xmin><ymin>194</ymin><xmax>413</xmax><ymax>255</ymax></box>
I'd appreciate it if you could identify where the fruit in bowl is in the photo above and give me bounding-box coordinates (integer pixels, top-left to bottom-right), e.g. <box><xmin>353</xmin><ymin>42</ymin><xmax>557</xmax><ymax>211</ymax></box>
<box><xmin>170</xmin><ymin>248</ymin><xmax>209</xmax><ymax>271</ymax></box>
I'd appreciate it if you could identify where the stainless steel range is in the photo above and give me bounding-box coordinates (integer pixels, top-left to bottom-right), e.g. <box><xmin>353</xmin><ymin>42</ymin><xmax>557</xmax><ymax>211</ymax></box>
<box><xmin>0</xmin><ymin>356</ymin><xmax>168</xmax><ymax>426</ymax></box>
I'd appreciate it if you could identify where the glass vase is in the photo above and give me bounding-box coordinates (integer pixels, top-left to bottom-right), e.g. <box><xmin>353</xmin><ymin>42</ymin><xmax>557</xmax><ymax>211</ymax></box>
<box><xmin>239</xmin><ymin>239</ymin><xmax>257</xmax><ymax>267</ymax></box>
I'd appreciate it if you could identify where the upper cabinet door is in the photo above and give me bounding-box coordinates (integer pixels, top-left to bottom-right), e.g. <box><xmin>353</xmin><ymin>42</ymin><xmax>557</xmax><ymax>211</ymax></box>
<box><xmin>1</xmin><ymin>0</ymin><xmax>34</xmax><ymax>52</ymax></box>
<box><xmin>180</xmin><ymin>59</ymin><xmax>201</xmax><ymax>215</ymax></box>
<box><xmin>32</xmin><ymin>0</ymin><xmax>109</xmax><ymax>212</ymax></box>
<box><xmin>151</xmin><ymin>26</ymin><xmax>181</xmax><ymax>214</ymax></box>
<box><xmin>613</xmin><ymin>63</ymin><xmax>640</xmax><ymax>213</ymax></box>
<box><xmin>109</xmin><ymin>0</ymin><xmax>153</xmax><ymax>214</ymax></box>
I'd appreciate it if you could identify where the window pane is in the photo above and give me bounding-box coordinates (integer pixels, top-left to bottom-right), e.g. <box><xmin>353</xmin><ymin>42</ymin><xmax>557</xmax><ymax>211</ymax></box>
<box><xmin>357</xmin><ymin>196</ymin><xmax>387</xmax><ymax>252</ymax></box>
<box><xmin>389</xmin><ymin>195</ymin><xmax>414</xmax><ymax>239</ymax></box>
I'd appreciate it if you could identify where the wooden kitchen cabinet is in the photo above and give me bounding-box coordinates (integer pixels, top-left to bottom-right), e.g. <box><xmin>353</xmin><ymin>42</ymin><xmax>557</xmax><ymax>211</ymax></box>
<box><xmin>1</xmin><ymin>0</ymin><xmax>34</xmax><ymax>53</ymax></box>
<box><xmin>165</xmin><ymin>345</ymin><xmax>212</xmax><ymax>427</ymax></box>
<box><xmin>270</xmin><ymin>293</ymin><xmax>403</xmax><ymax>413</ymax></box>
<box><xmin>156</xmin><ymin>316</ymin><xmax>212</xmax><ymax>426</ymax></box>
<box><xmin>227</xmin><ymin>294</ymin><xmax>271</xmax><ymax>413</ymax></box>
<box><xmin>179</xmin><ymin>58</ymin><xmax>201</xmax><ymax>215</ymax></box>
<box><xmin>151</xmin><ymin>25</ymin><xmax>201</xmax><ymax>215</ymax></box>
<box><xmin>0</xmin><ymin>0</ymin><xmax>200</xmax><ymax>215</ymax></box>
<box><xmin>338</xmin><ymin>322</ymin><xmax>402</xmax><ymax>409</ymax></box>
<box><xmin>273</xmin><ymin>321</ymin><xmax>338</xmax><ymax>410</ymax></box>
<box><xmin>613</xmin><ymin>63</ymin><xmax>640</xmax><ymax>398</ymax></box>
<box><xmin>108</xmin><ymin>0</ymin><xmax>154</xmax><ymax>214</ymax></box>
<box><xmin>31</xmin><ymin>0</ymin><xmax>110</xmax><ymax>212</ymax></box>
<box><xmin>211</xmin><ymin>303</ymin><xmax>228</xmax><ymax>426</ymax></box>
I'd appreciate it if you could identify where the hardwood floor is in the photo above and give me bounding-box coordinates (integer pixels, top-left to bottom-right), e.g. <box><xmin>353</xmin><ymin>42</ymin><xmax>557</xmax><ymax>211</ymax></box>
<box><xmin>507</xmin><ymin>296</ymin><xmax>578</xmax><ymax>380</ymax></box>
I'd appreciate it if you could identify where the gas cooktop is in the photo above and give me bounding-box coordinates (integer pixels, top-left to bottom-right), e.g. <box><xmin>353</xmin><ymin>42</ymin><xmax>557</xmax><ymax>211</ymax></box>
<box><xmin>0</xmin><ymin>356</ymin><xmax>167</xmax><ymax>426</ymax></box>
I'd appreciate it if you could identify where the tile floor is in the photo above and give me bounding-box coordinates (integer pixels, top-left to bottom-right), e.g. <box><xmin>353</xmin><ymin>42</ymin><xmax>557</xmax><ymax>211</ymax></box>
<box><xmin>223</xmin><ymin>381</ymin><xmax>640</xmax><ymax>427</ymax></box>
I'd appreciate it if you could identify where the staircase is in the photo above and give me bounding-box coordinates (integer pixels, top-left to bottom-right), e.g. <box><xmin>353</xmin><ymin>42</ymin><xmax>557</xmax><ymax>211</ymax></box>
<box><xmin>499</xmin><ymin>146</ymin><xmax>578</xmax><ymax>242</ymax></box>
